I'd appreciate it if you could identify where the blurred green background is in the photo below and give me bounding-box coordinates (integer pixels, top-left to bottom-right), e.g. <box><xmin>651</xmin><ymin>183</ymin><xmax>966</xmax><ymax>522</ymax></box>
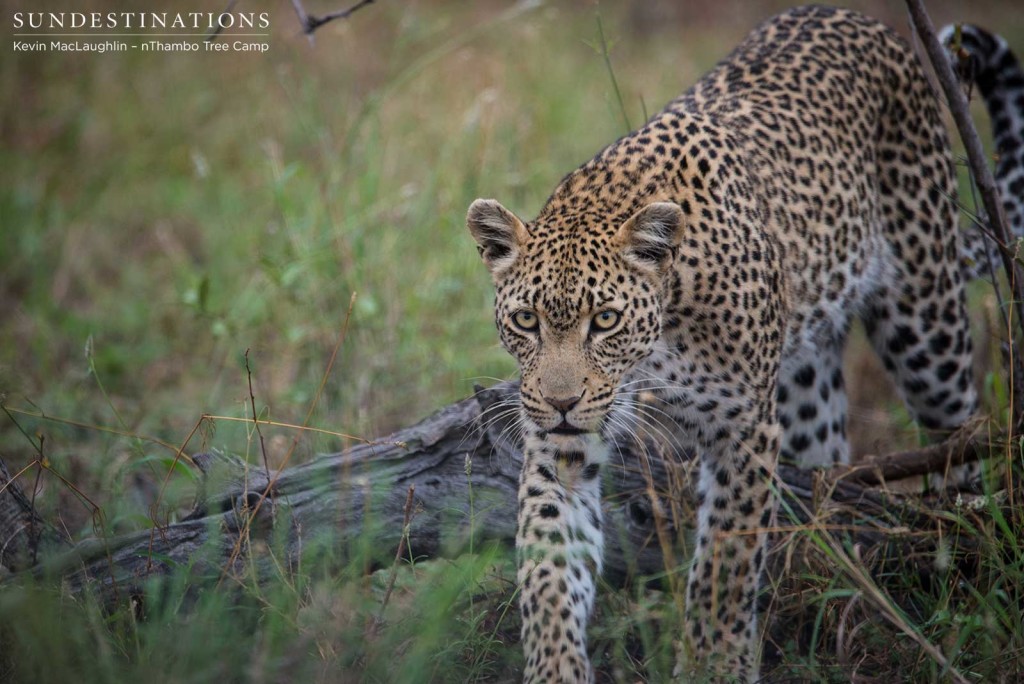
<box><xmin>2</xmin><ymin>0</ymin><xmax>1021</xmax><ymax>531</ymax></box>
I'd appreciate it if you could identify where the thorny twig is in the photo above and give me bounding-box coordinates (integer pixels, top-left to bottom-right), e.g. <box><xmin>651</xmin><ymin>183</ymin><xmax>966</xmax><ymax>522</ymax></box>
<box><xmin>290</xmin><ymin>0</ymin><xmax>375</xmax><ymax>39</ymax></box>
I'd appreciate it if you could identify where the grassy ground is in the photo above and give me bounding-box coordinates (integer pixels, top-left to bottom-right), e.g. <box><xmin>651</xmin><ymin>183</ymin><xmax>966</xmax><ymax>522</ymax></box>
<box><xmin>2</xmin><ymin>0</ymin><xmax>1023</xmax><ymax>682</ymax></box>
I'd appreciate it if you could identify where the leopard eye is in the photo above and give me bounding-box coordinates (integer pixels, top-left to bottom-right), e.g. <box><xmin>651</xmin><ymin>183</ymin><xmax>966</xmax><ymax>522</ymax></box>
<box><xmin>511</xmin><ymin>310</ymin><xmax>539</xmax><ymax>332</ymax></box>
<box><xmin>591</xmin><ymin>310</ymin><xmax>621</xmax><ymax>332</ymax></box>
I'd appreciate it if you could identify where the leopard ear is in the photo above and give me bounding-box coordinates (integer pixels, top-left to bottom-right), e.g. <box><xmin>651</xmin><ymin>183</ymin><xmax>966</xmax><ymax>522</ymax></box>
<box><xmin>615</xmin><ymin>202</ymin><xmax>684</xmax><ymax>271</ymax></box>
<box><xmin>467</xmin><ymin>199</ymin><xmax>530</xmax><ymax>275</ymax></box>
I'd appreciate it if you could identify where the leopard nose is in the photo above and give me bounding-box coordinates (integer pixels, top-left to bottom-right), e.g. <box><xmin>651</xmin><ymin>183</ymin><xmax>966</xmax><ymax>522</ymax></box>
<box><xmin>543</xmin><ymin>395</ymin><xmax>581</xmax><ymax>414</ymax></box>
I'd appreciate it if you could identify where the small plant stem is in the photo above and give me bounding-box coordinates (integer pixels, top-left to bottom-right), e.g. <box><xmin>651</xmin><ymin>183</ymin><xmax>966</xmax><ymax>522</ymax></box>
<box><xmin>1</xmin><ymin>405</ymin><xmax>180</xmax><ymax>453</ymax></box>
<box><xmin>0</xmin><ymin>406</ymin><xmax>103</xmax><ymax>516</ymax></box>
<box><xmin>595</xmin><ymin>13</ymin><xmax>631</xmax><ymax>133</ymax></box>
<box><xmin>303</xmin><ymin>292</ymin><xmax>357</xmax><ymax>428</ymax></box>
<box><xmin>85</xmin><ymin>339</ymin><xmax>130</xmax><ymax>434</ymax></box>
<box><xmin>373</xmin><ymin>485</ymin><xmax>417</xmax><ymax>633</ymax></box>
<box><xmin>200</xmin><ymin>414</ymin><xmax>402</xmax><ymax>444</ymax></box>
<box><xmin>244</xmin><ymin>348</ymin><xmax>271</xmax><ymax>481</ymax></box>
<box><xmin>147</xmin><ymin>414</ymin><xmax>208</xmax><ymax>571</ymax></box>
<box><xmin>29</xmin><ymin>460</ymin><xmax>42</xmax><ymax>566</ymax></box>
<box><xmin>465</xmin><ymin>454</ymin><xmax>475</xmax><ymax>557</ymax></box>
<box><xmin>639</xmin><ymin>443</ymin><xmax>682</xmax><ymax>611</ymax></box>
<box><xmin>218</xmin><ymin>294</ymin><xmax>361</xmax><ymax>587</ymax></box>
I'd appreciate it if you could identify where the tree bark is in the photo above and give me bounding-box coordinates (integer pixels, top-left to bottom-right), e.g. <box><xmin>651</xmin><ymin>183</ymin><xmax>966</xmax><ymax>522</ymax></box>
<box><xmin>0</xmin><ymin>382</ymin><xmax>996</xmax><ymax>596</ymax></box>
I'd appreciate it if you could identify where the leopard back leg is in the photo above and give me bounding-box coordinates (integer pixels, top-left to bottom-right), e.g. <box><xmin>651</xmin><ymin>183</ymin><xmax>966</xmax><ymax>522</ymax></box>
<box><xmin>776</xmin><ymin>336</ymin><xmax>850</xmax><ymax>467</ymax></box>
<box><xmin>864</xmin><ymin>52</ymin><xmax>979</xmax><ymax>485</ymax></box>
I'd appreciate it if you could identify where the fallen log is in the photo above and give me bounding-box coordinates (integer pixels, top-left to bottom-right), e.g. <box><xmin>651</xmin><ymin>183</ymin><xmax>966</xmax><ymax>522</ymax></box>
<box><xmin>0</xmin><ymin>382</ymin><xmax>1000</xmax><ymax>598</ymax></box>
<box><xmin>2</xmin><ymin>383</ymin><xmax>682</xmax><ymax>591</ymax></box>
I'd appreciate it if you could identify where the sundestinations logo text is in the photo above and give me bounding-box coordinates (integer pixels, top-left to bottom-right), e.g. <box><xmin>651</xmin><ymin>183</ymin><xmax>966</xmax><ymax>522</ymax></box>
<box><xmin>11</xmin><ymin>11</ymin><xmax>271</xmax><ymax>55</ymax></box>
<box><xmin>13</xmin><ymin>12</ymin><xmax>270</xmax><ymax>30</ymax></box>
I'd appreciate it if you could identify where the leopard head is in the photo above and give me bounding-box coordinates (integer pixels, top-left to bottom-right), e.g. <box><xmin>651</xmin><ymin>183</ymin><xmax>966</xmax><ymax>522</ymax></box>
<box><xmin>467</xmin><ymin>198</ymin><xmax>684</xmax><ymax>435</ymax></box>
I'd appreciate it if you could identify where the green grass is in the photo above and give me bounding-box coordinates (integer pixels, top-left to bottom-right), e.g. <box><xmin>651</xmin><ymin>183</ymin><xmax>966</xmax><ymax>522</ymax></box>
<box><xmin>2</xmin><ymin>1</ymin><xmax>1024</xmax><ymax>682</ymax></box>
<box><xmin>0</xmin><ymin>550</ymin><xmax>522</xmax><ymax>683</ymax></box>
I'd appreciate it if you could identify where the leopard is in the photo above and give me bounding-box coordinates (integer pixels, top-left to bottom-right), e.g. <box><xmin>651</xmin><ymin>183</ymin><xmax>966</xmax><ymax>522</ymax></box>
<box><xmin>466</xmin><ymin>6</ymin><xmax>980</xmax><ymax>681</ymax></box>
<box><xmin>939</xmin><ymin>21</ymin><xmax>1024</xmax><ymax>277</ymax></box>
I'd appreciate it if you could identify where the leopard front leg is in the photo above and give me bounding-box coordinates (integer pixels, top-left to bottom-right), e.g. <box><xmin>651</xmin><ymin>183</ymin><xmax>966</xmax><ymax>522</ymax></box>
<box><xmin>516</xmin><ymin>431</ymin><xmax>606</xmax><ymax>684</ymax></box>
<box><xmin>677</xmin><ymin>420</ymin><xmax>778</xmax><ymax>683</ymax></box>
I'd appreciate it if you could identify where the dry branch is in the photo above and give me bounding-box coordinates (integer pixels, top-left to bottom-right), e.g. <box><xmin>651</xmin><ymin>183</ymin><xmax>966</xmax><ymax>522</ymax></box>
<box><xmin>830</xmin><ymin>424</ymin><xmax>995</xmax><ymax>486</ymax></box>
<box><xmin>290</xmin><ymin>0</ymin><xmax>375</xmax><ymax>37</ymax></box>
